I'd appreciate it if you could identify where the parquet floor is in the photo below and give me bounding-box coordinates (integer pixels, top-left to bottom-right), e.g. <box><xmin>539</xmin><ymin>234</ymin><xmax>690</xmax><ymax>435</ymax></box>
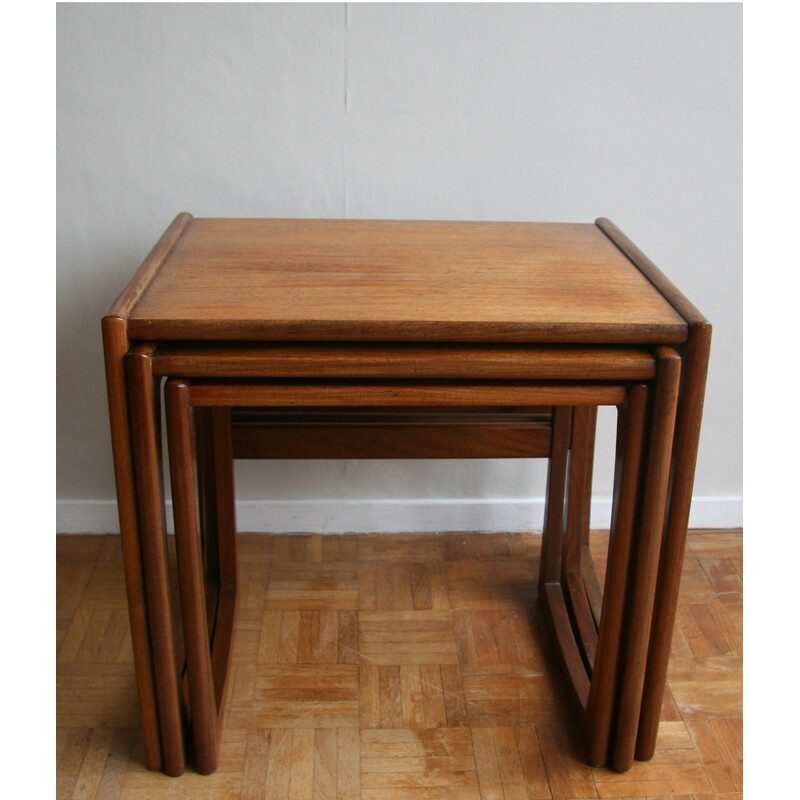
<box><xmin>56</xmin><ymin>530</ymin><xmax>742</xmax><ymax>799</ymax></box>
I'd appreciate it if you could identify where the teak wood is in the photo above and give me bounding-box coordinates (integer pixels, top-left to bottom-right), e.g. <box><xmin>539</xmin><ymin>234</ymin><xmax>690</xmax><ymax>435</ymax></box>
<box><xmin>163</xmin><ymin>369</ymin><xmax>669</xmax><ymax>775</ymax></box>
<box><xmin>611</xmin><ymin>346</ymin><xmax>681</xmax><ymax>771</ymax></box>
<box><xmin>152</xmin><ymin>340</ymin><xmax>677</xmax><ymax>774</ymax></box>
<box><xmin>595</xmin><ymin>218</ymin><xmax>712</xmax><ymax>761</ymax></box>
<box><xmin>230</xmin><ymin>409</ymin><xmax>555</xmax><ymax>460</ymax></box>
<box><xmin>102</xmin><ymin>214</ymin><xmax>709</xmax><ymax>777</ymax></box>
<box><xmin>584</xmin><ymin>384</ymin><xmax>649</xmax><ymax>766</ymax></box>
<box><xmin>152</xmin><ymin>342</ymin><xmax>658</xmax><ymax>381</ymax></box>
<box><xmin>164</xmin><ymin>384</ymin><xmax>229</xmax><ymax>775</ymax></box>
<box><xmin>100</xmin><ymin>317</ymin><xmax>162</xmax><ymax>773</ymax></box>
<box><xmin>127</xmin><ymin>219</ymin><xmax>686</xmax><ymax>343</ymax></box>
<box><xmin>101</xmin><ymin>211</ymin><xmax>194</xmax><ymax>773</ymax></box>
<box><xmin>125</xmin><ymin>344</ymin><xmax>185</xmax><ymax>776</ymax></box>
<box><xmin>537</xmin><ymin>347</ymin><xmax>681</xmax><ymax>770</ymax></box>
<box><xmin>562</xmin><ymin>405</ymin><xmax>598</xmax><ymax>670</ymax></box>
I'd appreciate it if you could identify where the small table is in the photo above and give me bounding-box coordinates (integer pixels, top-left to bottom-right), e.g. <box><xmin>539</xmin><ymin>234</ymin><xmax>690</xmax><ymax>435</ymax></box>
<box><xmin>103</xmin><ymin>215</ymin><xmax>710</xmax><ymax>776</ymax></box>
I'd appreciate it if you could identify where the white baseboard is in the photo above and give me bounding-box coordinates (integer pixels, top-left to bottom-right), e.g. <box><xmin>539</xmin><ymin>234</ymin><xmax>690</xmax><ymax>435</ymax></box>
<box><xmin>57</xmin><ymin>495</ymin><xmax>743</xmax><ymax>534</ymax></box>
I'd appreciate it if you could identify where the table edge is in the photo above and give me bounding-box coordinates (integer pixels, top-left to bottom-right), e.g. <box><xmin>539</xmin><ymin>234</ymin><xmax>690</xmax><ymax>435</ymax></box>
<box><xmin>104</xmin><ymin>212</ymin><xmax>194</xmax><ymax>322</ymax></box>
<box><xmin>595</xmin><ymin>218</ymin><xmax>710</xmax><ymax>332</ymax></box>
<box><xmin>107</xmin><ymin>214</ymin><xmax>702</xmax><ymax>345</ymax></box>
<box><xmin>127</xmin><ymin>318</ymin><xmax>688</xmax><ymax>344</ymax></box>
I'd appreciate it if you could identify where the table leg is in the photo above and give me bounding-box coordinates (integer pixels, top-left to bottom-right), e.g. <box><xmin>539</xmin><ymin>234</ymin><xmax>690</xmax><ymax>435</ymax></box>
<box><xmin>584</xmin><ymin>384</ymin><xmax>649</xmax><ymax>766</ymax></box>
<box><xmin>636</xmin><ymin>323</ymin><xmax>712</xmax><ymax>760</ymax></box>
<box><xmin>195</xmin><ymin>408</ymin><xmax>238</xmax><ymax>592</ymax></box>
<box><xmin>165</xmin><ymin>379</ymin><xmax>220</xmax><ymax>775</ymax></box>
<box><xmin>195</xmin><ymin>408</ymin><xmax>219</xmax><ymax>612</ymax></box>
<box><xmin>539</xmin><ymin>406</ymin><xmax>572</xmax><ymax>586</ymax></box>
<box><xmin>126</xmin><ymin>345</ymin><xmax>186</xmax><ymax>777</ymax></box>
<box><xmin>156</xmin><ymin>368</ymin><xmax>676</xmax><ymax>773</ymax></box>
<box><xmin>576</xmin><ymin>407</ymin><xmax>604</xmax><ymax>629</ymax></box>
<box><xmin>539</xmin><ymin>406</ymin><xmax>592</xmax><ymax>709</ymax></box>
<box><xmin>562</xmin><ymin>406</ymin><xmax>599</xmax><ymax>670</ymax></box>
<box><xmin>197</xmin><ymin>407</ymin><xmax>238</xmax><ymax>716</ymax></box>
<box><xmin>595</xmin><ymin>218</ymin><xmax>712</xmax><ymax>763</ymax></box>
<box><xmin>612</xmin><ymin>347</ymin><xmax>681</xmax><ymax>772</ymax></box>
<box><xmin>101</xmin><ymin>318</ymin><xmax>162</xmax><ymax>771</ymax></box>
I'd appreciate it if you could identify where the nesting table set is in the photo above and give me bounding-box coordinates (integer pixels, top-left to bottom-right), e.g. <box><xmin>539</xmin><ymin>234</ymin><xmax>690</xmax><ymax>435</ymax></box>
<box><xmin>102</xmin><ymin>215</ymin><xmax>710</xmax><ymax>777</ymax></box>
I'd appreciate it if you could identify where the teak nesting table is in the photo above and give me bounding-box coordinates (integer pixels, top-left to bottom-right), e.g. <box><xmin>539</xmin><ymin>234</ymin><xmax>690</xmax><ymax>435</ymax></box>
<box><xmin>102</xmin><ymin>215</ymin><xmax>710</xmax><ymax>777</ymax></box>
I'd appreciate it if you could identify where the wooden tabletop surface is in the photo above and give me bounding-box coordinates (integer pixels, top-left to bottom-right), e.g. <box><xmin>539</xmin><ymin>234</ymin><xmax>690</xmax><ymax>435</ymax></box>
<box><xmin>126</xmin><ymin>217</ymin><xmax>687</xmax><ymax>343</ymax></box>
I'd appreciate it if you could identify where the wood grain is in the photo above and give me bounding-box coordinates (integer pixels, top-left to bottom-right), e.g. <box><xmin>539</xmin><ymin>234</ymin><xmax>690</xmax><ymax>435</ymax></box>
<box><xmin>105</xmin><ymin>212</ymin><xmax>193</xmax><ymax>320</ymax></box>
<box><xmin>128</xmin><ymin>218</ymin><xmax>686</xmax><ymax>343</ymax></box>
<box><xmin>187</xmin><ymin>380</ymin><xmax>629</xmax><ymax>408</ymax></box>
<box><xmin>153</xmin><ymin>342</ymin><xmax>658</xmax><ymax>380</ymax></box>
<box><xmin>231</xmin><ymin>418</ymin><xmax>553</xmax><ymax>460</ymax></box>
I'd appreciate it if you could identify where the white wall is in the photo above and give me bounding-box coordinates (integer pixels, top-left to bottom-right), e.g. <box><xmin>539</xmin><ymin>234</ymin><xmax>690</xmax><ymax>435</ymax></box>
<box><xmin>56</xmin><ymin>3</ymin><xmax>742</xmax><ymax>533</ymax></box>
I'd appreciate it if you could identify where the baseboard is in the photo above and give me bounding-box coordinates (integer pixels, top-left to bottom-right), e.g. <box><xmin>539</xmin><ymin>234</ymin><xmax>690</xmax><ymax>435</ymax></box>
<box><xmin>57</xmin><ymin>495</ymin><xmax>743</xmax><ymax>534</ymax></box>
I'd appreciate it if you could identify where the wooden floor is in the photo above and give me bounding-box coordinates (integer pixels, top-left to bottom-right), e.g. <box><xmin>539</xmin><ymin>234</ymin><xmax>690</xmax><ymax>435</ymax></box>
<box><xmin>57</xmin><ymin>530</ymin><xmax>742</xmax><ymax>800</ymax></box>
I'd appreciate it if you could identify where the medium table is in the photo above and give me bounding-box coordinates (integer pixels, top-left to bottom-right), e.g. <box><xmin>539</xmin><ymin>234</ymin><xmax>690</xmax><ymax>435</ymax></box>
<box><xmin>102</xmin><ymin>215</ymin><xmax>710</xmax><ymax>776</ymax></box>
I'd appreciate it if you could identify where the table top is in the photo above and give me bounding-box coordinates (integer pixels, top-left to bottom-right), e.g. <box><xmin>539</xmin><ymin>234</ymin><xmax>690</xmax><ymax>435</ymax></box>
<box><xmin>122</xmin><ymin>216</ymin><xmax>687</xmax><ymax>344</ymax></box>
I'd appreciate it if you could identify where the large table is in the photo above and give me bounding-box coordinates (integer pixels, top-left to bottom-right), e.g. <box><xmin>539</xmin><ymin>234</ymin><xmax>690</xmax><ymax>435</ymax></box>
<box><xmin>102</xmin><ymin>215</ymin><xmax>710</xmax><ymax>776</ymax></box>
